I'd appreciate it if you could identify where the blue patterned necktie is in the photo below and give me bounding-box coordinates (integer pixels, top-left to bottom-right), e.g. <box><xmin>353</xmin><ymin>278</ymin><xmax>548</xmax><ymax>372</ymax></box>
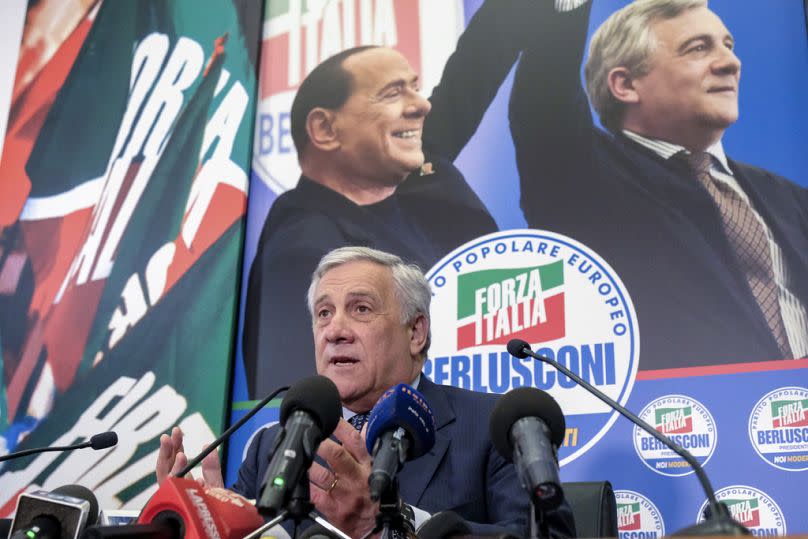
<box><xmin>348</xmin><ymin>412</ymin><xmax>370</xmax><ymax>431</ymax></box>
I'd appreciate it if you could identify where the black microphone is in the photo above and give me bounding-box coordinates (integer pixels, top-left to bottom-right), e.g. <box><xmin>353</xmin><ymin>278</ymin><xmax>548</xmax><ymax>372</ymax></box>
<box><xmin>174</xmin><ymin>385</ymin><xmax>290</xmax><ymax>478</ymax></box>
<box><xmin>489</xmin><ymin>387</ymin><xmax>565</xmax><ymax>510</ymax></box>
<box><xmin>0</xmin><ymin>432</ymin><xmax>118</xmax><ymax>463</ymax></box>
<box><xmin>507</xmin><ymin>338</ymin><xmax>750</xmax><ymax>536</ymax></box>
<box><xmin>10</xmin><ymin>484</ymin><xmax>99</xmax><ymax>539</ymax></box>
<box><xmin>416</xmin><ymin>511</ymin><xmax>471</xmax><ymax>539</ymax></box>
<box><xmin>257</xmin><ymin>375</ymin><xmax>342</xmax><ymax>517</ymax></box>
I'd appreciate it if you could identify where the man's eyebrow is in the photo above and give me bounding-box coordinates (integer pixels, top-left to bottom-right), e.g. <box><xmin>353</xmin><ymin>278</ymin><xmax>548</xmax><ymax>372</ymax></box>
<box><xmin>345</xmin><ymin>290</ymin><xmax>380</xmax><ymax>302</ymax></box>
<box><xmin>677</xmin><ymin>32</ymin><xmax>734</xmax><ymax>53</ymax></box>
<box><xmin>677</xmin><ymin>34</ymin><xmax>712</xmax><ymax>52</ymax></box>
<box><xmin>377</xmin><ymin>74</ymin><xmax>420</xmax><ymax>95</ymax></box>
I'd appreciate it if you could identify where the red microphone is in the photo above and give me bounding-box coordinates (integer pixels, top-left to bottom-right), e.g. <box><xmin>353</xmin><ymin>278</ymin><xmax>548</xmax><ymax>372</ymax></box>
<box><xmin>137</xmin><ymin>477</ymin><xmax>264</xmax><ymax>539</ymax></box>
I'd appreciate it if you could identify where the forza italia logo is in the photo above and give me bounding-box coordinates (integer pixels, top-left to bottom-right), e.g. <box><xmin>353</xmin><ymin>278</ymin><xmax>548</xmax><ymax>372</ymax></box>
<box><xmin>426</xmin><ymin>230</ymin><xmax>639</xmax><ymax>465</ymax></box>
<box><xmin>455</xmin><ymin>261</ymin><xmax>565</xmax><ymax>349</ymax></box>
<box><xmin>615</xmin><ymin>490</ymin><xmax>665</xmax><ymax>539</ymax></box>
<box><xmin>748</xmin><ymin>386</ymin><xmax>808</xmax><ymax>471</ymax></box>
<box><xmin>697</xmin><ymin>486</ymin><xmax>785</xmax><ymax>536</ymax></box>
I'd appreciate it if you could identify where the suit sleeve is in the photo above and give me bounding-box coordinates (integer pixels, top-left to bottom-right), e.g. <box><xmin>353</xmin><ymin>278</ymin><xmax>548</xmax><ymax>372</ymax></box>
<box><xmin>508</xmin><ymin>2</ymin><xmax>600</xmax><ymax>226</ymax></box>
<box><xmin>230</xmin><ymin>427</ymin><xmax>275</xmax><ymax>499</ymax></box>
<box><xmin>242</xmin><ymin>230</ymin><xmax>323</xmax><ymax>398</ymax></box>
<box><xmin>424</xmin><ymin>0</ymin><xmax>537</xmax><ymax>162</ymax></box>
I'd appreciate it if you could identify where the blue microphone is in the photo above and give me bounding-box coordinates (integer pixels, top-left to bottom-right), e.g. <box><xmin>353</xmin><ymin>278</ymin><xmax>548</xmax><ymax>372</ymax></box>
<box><xmin>365</xmin><ymin>383</ymin><xmax>436</xmax><ymax>501</ymax></box>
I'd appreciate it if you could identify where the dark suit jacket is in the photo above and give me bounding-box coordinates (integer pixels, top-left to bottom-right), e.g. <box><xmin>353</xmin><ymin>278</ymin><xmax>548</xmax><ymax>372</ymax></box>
<box><xmin>230</xmin><ymin>376</ymin><xmax>576</xmax><ymax>538</ymax></box>
<box><xmin>508</xmin><ymin>3</ymin><xmax>808</xmax><ymax>369</ymax></box>
<box><xmin>242</xmin><ymin>0</ymin><xmax>542</xmax><ymax>397</ymax></box>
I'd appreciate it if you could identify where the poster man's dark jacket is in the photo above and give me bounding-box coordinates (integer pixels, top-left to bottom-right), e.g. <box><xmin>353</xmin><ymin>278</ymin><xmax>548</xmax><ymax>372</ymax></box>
<box><xmin>509</xmin><ymin>2</ymin><xmax>808</xmax><ymax>369</ymax></box>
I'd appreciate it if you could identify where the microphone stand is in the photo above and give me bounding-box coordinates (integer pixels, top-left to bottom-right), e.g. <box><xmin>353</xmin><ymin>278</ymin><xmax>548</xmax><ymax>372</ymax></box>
<box><xmin>244</xmin><ymin>474</ymin><xmax>351</xmax><ymax>539</ymax></box>
<box><xmin>361</xmin><ymin>478</ymin><xmax>412</xmax><ymax>539</ymax></box>
<box><xmin>512</xmin><ymin>342</ymin><xmax>749</xmax><ymax>536</ymax></box>
<box><xmin>528</xmin><ymin>500</ymin><xmax>550</xmax><ymax>539</ymax></box>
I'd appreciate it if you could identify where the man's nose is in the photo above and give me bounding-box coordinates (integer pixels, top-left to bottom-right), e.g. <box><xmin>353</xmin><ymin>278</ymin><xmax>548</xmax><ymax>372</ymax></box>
<box><xmin>714</xmin><ymin>45</ymin><xmax>741</xmax><ymax>76</ymax></box>
<box><xmin>324</xmin><ymin>311</ymin><xmax>354</xmax><ymax>342</ymax></box>
<box><xmin>404</xmin><ymin>91</ymin><xmax>432</xmax><ymax>118</ymax></box>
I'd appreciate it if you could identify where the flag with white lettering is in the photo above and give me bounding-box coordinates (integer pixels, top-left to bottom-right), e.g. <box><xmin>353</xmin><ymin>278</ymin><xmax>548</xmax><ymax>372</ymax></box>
<box><xmin>0</xmin><ymin>0</ymin><xmax>259</xmax><ymax>507</ymax></box>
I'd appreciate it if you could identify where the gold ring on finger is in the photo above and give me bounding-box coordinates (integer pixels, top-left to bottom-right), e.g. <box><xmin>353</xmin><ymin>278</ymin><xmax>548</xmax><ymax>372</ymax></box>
<box><xmin>326</xmin><ymin>475</ymin><xmax>339</xmax><ymax>493</ymax></box>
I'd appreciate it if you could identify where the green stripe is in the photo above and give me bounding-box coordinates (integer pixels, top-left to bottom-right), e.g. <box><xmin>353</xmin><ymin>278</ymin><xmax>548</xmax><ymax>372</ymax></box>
<box><xmin>233</xmin><ymin>398</ymin><xmax>282</xmax><ymax>410</ymax></box>
<box><xmin>265</xmin><ymin>0</ymin><xmax>290</xmax><ymax>21</ymax></box>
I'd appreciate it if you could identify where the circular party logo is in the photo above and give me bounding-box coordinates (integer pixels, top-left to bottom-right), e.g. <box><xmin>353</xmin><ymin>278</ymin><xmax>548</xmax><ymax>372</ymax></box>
<box><xmin>696</xmin><ymin>486</ymin><xmax>786</xmax><ymax>536</ymax></box>
<box><xmin>615</xmin><ymin>490</ymin><xmax>665</xmax><ymax>539</ymax></box>
<box><xmin>426</xmin><ymin>230</ymin><xmax>639</xmax><ymax>465</ymax></box>
<box><xmin>633</xmin><ymin>395</ymin><xmax>717</xmax><ymax>476</ymax></box>
<box><xmin>748</xmin><ymin>386</ymin><xmax>808</xmax><ymax>471</ymax></box>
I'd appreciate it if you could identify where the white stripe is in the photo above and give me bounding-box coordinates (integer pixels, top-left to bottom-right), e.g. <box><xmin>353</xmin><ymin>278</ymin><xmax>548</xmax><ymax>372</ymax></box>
<box><xmin>263</xmin><ymin>13</ymin><xmax>292</xmax><ymax>40</ymax></box>
<box><xmin>19</xmin><ymin>177</ymin><xmax>104</xmax><ymax>220</ymax></box>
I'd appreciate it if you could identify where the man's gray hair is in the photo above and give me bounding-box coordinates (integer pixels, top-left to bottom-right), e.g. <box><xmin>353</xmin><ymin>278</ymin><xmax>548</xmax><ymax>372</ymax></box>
<box><xmin>307</xmin><ymin>246</ymin><xmax>432</xmax><ymax>357</ymax></box>
<box><xmin>584</xmin><ymin>0</ymin><xmax>707</xmax><ymax>132</ymax></box>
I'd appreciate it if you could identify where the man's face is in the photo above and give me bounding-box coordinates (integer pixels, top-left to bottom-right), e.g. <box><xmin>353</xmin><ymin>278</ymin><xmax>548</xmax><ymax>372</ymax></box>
<box><xmin>629</xmin><ymin>7</ymin><xmax>741</xmax><ymax>145</ymax></box>
<box><xmin>312</xmin><ymin>260</ymin><xmax>424</xmax><ymax>411</ymax></box>
<box><xmin>332</xmin><ymin>48</ymin><xmax>432</xmax><ymax>186</ymax></box>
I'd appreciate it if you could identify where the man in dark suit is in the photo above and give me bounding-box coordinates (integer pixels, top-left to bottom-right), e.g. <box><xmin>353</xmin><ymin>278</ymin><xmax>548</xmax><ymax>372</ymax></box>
<box><xmin>242</xmin><ymin>0</ymin><xmax>547</xmax><ymax>397</ymax></box>
<box><xmin>510</xmin><ymin>0</ymin><xmax>808</xmax><ymax>369</ymax></box>
<box><xmin>158</xmin><ymin>246</ymin><xmax>576</xmax><ymax>538</ymax></box>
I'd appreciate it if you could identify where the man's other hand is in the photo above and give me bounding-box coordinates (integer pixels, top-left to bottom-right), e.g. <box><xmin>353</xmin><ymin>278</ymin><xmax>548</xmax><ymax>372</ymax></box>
<box><xmin>156</xmin><ymin>426</ymin><xmax>224</xmax><ymax>488</ymax></box>
<box><xmin>310</xmin><ymin>419</ymin><xmax>378</xmax><ymax>537</ymax></box>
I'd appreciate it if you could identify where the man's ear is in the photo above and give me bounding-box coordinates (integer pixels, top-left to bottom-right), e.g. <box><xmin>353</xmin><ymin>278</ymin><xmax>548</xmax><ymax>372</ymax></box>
<box><xmin>409</xmin><ymin>313</ymin><xmax>429</xmax><ymax>358</ymax></box>
<box><xmin>607</xmin><ymin>66</ymin><xmax>641</xmax><ymax>105</ymax></box>
<box><xmin>306</xmin><ymin>107</ymin><xmax>340</xmax><ymax>151</ymax></box>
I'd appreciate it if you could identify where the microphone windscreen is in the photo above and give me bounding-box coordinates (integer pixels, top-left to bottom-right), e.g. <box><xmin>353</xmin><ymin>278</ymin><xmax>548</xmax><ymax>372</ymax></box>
<box><xmin>365</xmin><ymin>383</ymin><xmax>436</xmax><ymax>459</ymax></box>
<box><xmin>416</xmin><ymin>511</ymin><xmax>471</xmax><ymax>539</ymax></box>
<box><xmin>280</xmin><ymin>375</ymin><xmax>341</xmax><ymax>436</ymax></box>
<box><xmin>506</xmin><ymin>339</ymin><xmax>532</xmax><ymax>359</ymax></box>
<box><xmin>89</xmin><ymin>431</ymin><xmax>118</xmax><ymax>450</ymax></box>
<box><xmin>52</xmin><ymin>484</ymin><xmax>100</xmax><ymax>525</ymax></box>
<box><xmin>489</xmin><ymin>387</ymin><xmax>565</xmax><ymax>461</ymax></box>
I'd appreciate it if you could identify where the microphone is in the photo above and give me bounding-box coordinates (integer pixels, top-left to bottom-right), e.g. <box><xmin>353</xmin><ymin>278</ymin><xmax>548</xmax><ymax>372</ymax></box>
<box><xmin>507</xmin><ymin>338</ymin><xmax>750</xmax><ymax>536</ymax></box>
<box><xmin>257</xmin><ymin>375</ymin><xmax>342</xmax><ymax>516</ymax></box>
<box><xmin>365</xmin><ymin>383</ymin><xmax>436</xmax><ymax>501</ymax></box>
<box><xmin>137</xmin><ymin>477</ymin><xmax>264</xmax><ymax>539</ymax></box>
<box><xmin>10</xmin><ymin>484</ymin><xmax>99</xmax><ymax>539</ymax></box>
<box><xmin>489</xmin><ymin>387</ymin><xmax>565</xmax><ymax>510</ymax></box>
<box><xmin>416</xmin><ymin>511</ymin><xmax>471</xmax><ymax>539</ymax></box>
<box><xmin>0</xmin><ymin>432</ymin><xmax>118</xmax><ymax>463</ymax></box>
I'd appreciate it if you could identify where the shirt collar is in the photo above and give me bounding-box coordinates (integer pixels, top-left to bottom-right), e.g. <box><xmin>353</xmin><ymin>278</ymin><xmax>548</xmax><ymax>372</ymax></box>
<box><xmin>622</xmin><ymin>129</ymin><xmax>732</xmax><ymax>175</ymax></box>
<box><xmin>342</xmin><ymin>374</ymin><xmax>422</xmax><ymax>420</ymax></box>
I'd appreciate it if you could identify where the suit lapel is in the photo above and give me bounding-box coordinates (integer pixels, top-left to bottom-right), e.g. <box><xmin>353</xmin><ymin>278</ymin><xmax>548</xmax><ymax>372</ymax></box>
<box><xmin>398</xmin><ymin>377</ymin><xmax>454</xmax><ymax>506</ymax></box>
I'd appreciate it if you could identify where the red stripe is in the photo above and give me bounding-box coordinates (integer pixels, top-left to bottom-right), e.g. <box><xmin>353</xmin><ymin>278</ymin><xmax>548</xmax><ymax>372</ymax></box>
<box><xmin>637</xmin><ymin>358</ymin><xmax>808</xmax><ymax>380</ymax></box>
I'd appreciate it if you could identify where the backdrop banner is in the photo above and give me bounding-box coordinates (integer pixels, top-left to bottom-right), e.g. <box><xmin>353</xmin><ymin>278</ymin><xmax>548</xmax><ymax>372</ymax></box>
<box><xmin>231</xmin><ymin>0</ymin><xmax>807</xmax><ymax>535</ymax></box>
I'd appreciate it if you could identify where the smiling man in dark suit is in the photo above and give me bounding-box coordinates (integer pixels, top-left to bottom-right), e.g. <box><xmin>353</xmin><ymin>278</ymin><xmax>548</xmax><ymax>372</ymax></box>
<box><xmin>510</xmin><ymin>0</ymin><xmax>808</xmax><ymax>369</ymax></box>
<box><xmin>158</xmin><ymin>246</ymin><xmax>576</xmax><ymax>538</ymax></box>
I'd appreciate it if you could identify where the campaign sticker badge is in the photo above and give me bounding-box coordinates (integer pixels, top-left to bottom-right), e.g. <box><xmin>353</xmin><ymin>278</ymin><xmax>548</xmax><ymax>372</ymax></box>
<box><xmin>615</xmin><ymin>490</ymin><xmax>665</xmax><ymax>539</ymax></box>
<box><xmin>748</xmin><ymin>386</ymin><xmax>808</xmax><ymax>471</ymax></box>
<box><xmin>425</xmin><ymin>230</ymin><xmax>639</xmax><ymax>465</ymax></box>
<box><xmin>697</xmin><ymin>486</ymin><xmax>786</xmax><ymax>536</ymax></box>
<box><xmin>633</xmin><ymin>395</ymin><xmax>716</xmax><ymax>476</ymax></box>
